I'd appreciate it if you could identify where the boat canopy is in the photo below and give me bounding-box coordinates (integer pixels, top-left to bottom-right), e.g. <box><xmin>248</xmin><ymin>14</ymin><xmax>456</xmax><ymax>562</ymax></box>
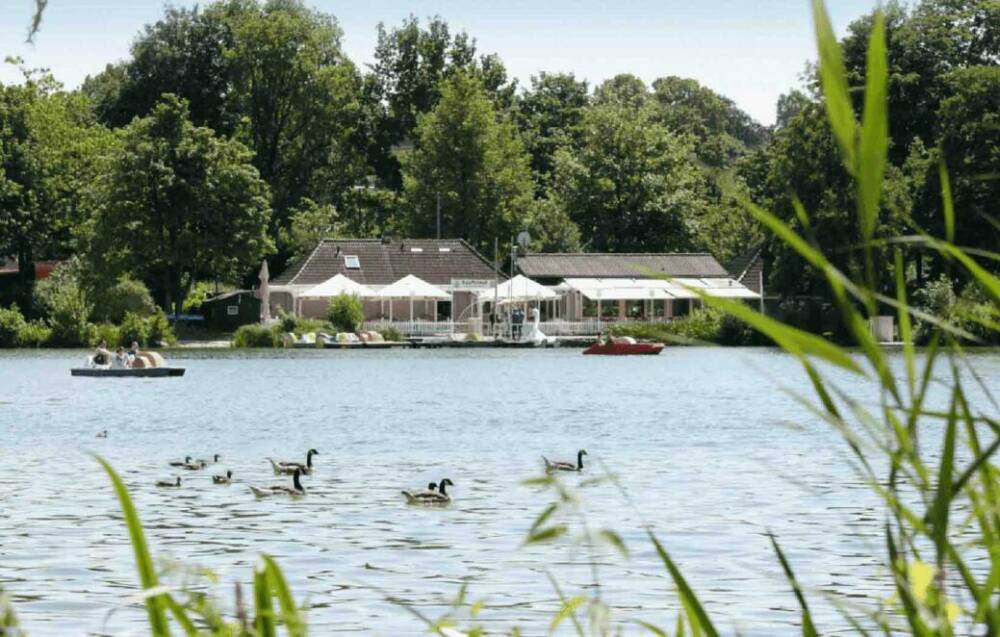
<box><xmin>300</xmin><ymin>273</ymin><xmax>376</xmax><ymax>298</ymax></box>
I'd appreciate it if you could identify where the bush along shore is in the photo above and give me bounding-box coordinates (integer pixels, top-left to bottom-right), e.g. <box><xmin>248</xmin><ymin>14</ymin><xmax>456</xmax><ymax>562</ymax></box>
<box><xmin>0</xmin><ymin>260</ymin><xmax>176</xmax><ymax>349</ymax></box>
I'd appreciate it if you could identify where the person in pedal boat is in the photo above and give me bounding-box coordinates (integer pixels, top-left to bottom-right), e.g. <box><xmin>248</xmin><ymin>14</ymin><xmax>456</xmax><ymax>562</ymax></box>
<box><xmin>128</xmin><ymin>341</ymin><xmax>147</xmax><ymax>368</ymax></box>
<box><xmin>93</xmin><ymin>340</ymin><xmax>112</xmax><ymax>366</ymax></box>
<box><xmin>112</xmin><ymin>346</ymin><xmax>130</xmax><ymax>369</ymax></box>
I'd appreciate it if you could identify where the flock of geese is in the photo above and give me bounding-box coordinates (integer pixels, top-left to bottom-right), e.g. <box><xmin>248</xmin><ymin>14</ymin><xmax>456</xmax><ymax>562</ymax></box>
<box><xmin>126</xmin><ymin>433</ymin><xmax>590</xmax><ymax>506</ymax></box>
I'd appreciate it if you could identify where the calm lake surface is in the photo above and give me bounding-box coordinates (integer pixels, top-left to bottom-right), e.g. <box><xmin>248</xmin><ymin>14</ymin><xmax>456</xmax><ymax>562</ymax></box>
<box><xmin>1</xmin><ymin>347</ymin><xmax>998</xmax><ymax>636</ymax></box>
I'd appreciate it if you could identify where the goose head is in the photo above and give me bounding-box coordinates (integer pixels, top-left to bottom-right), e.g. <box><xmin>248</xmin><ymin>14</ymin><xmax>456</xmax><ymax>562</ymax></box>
<box><xmin>438</xmin><ymin>478</ymin><xmax>454</xmax><ymax>495</ymax></box>
<box><xmin>427</xmin><ymin>482</ymin><xmax>437</xmax><ymax>491</ymax></box>
<box><xmin>226</xmin><ymin>470</ymin><xmax>233</xmax><ymax>478</ymax></box>
<box><xmin>174</xmin><ymin>477</ymin><xmax>181</xmax><ymax>486</ymax></box>
<box><xmin>577</xmin><ymin>449</ymin><xmax>588</xmax><ymax>468</ymax></box>
<box><xmin>292</xmin><ymin>468</ymin><xmax>304</xmax><ymax>491</ymax></box>
<box><xmin>214</xmin><ymin>454</ymin><xmax>221</xmax><ymax>463</ymax></box>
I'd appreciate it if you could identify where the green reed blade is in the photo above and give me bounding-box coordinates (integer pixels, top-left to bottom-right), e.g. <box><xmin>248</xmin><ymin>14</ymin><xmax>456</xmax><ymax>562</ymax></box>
<box><xmin>254</xmin><ymin>562</ymin><xmax>275</xmax><ymax>637</ymax></box>
<box><xmin>549</xmin><ymin>595</ymin><xmax>587</xmax><ymax>634</ymax></box>
<box><xmin>939</xmin><ymin>161</ymin><xmax>955</xmax><ymax>244</ymax></box>
<box><xmin>164</xmin><ymin>595</ymin><xmax>198</xmax><ymax>636</ymax></box>
<box><xmin>768</xmin><ymin>533</ymin><xmax>818</xmax><ymax>637</ymax></box>
<box><xmin>857</xmin><ymin>9</ymin><xmax>888</xmax><ymax>244</ymax></box>
<box><xmin>648</xmin><ymin>532</ymin><xmax>718</xmax><ymax>637</ymax></box>
<box><xmin>812</xmin><ymin>0</ymin><xmax>857</xmax><ymax>173</ymax></box>
<box><xmin>93</xmin><ymin>454</ymin><xmax>171</xmax><ymax>637</ymax></box>
<box><xmin>262</xmin><ymin>554</ymin><xmax>306</xmax><ymax>637</ymax></box>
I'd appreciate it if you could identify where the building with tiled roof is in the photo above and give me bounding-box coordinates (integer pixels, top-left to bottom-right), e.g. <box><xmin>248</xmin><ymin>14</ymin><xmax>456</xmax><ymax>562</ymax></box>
<box><xmin>268</xmin><ymin>237</ymin><xmax>503</xmax><ymax>322</ymax></box>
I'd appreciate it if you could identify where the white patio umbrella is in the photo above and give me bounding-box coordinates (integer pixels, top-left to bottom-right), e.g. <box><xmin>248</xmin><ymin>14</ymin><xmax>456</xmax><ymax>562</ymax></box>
<box><xmin>479</xmin><ymin>274</ymin><xmax>557</xmax><ymax>304</ymax></box>
<box><xmin>256</xmin><ymin>260</ymin><xmax>270</xmax><ymax>322</ymax></box>
<box><xmin>300</xmin><ymin>274</ymin><xmax>375</xmax><ymax>298</ymax></box>
<box><xmin>376</xmin><ymin>274</ymin><xmax>449</xmax><ymax>321</ymax></box>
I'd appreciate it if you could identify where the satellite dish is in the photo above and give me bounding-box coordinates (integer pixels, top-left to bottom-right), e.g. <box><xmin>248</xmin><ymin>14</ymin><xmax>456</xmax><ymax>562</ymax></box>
<box><xmin>516</xmin><ymin>231</ymin><xmax>531</xmax><ymax>250</ymax></box>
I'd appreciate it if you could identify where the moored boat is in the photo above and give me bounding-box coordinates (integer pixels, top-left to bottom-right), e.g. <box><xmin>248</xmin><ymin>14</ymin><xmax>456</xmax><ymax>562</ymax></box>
<box><xmin>71</xmin><ymin>367</ymin><xmax>186</xmax><ymax>377</ymax></box>
<box><xmin>583</xmin><ymin>340</ymin><xmax>664</xmax><ymax>355</ymax></box>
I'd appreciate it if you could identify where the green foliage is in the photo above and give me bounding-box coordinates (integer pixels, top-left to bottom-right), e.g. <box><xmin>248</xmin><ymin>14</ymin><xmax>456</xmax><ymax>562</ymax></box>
<box><xmin>327</xmin><ymin>293</ymin><xmax>364</xmax><ymax>333</ymax></box>
<box><xmin>93</xmin><ymin>94</ymin><xmax>272</xmax><ymax>315</ymax></box>
<box><xmin>608</xmin><ymin>308</ymin><xmax>758</xmax><ymax>346</ymax></box>
<box><xmin>0</xmin><ymin>585</ymin><xmax>21</xmax><ymax>636</ymax></box>
<box><xmin>16</xmin><ymin>319</ymin><xmax>51</xmax><ymax>348</ymax></box>
<box><xmin>551</xmin><ymin>99</ymin><xmax>702</xmax><ymax>252</ymax></box>
<box><xmin>0</xmin><ymin>304</ymin><xmax>28</xmax><ymax>347</ymax></box>
<box><xmin>0</xmin><ymin>69</ymin><xmax>113</xmax><ymax>295</ymax></box>
<box><xmin>401</xmin><ymin>72</ymin><xmax>534</xmax><ymax>253</ymax></box>
<box><xmin>93</xmin><ymin>322</ymin><xmax>121</xmax><ymax>348</ymax></box>
<box><xmin>232</xmin><ymin>324</ymin><xmax>281</xmax><ymax>348</ymax></box>
<box><xmin>378</xmin><ymin>326</ymin><xmax>403</xmax><ymax>342</ymax></box>
<box><xmin>34</xmin><ymin>260</ymin><xmax>95</xmax><ymax>347</ymax></box>
<box><xmin>116</xmin><ymin>310</ymin><xmax>175</xmax><ymax>347</ymax></box>
<box><xmin>182</xmin><ymin>281</ymin><xmax>217</xmax><ymax>312</ymax></box>
<box><xmin>279</xmin><ymin>198</ymin><xmax>337</xmax><ymax>259</ymax></box>
<box><xmin>118</xmin><ymin>312</ymin><xmax>149</xmax><ymax>347</ymax></box>
<box><xmin>91</xmin><ymin>275</ymin><xmax>156</xmax><ymax>323</ymax></box>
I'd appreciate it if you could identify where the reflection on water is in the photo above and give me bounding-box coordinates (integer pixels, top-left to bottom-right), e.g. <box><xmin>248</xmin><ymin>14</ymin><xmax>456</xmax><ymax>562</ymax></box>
<box><xmin>0</xmin><ymin>347</ymin><xmax>997</xmax><ymax>635</ymax></box>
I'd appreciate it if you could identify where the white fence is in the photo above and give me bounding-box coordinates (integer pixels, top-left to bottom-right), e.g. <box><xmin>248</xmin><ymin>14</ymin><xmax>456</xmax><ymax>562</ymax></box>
<box><xmin>362</xmin><ymin>317</ymin><xmax>675</xmax><ymax>337</ymax></box>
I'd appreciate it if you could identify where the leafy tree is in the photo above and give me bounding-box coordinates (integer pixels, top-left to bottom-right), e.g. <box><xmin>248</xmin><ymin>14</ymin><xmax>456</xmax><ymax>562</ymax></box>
<box><xmin>366</xmin><ymin>16</ymin><xmax>514</xmax><ymax>188</ymax></box>
<box><xmin>224</xmin><ymin>0</ymin><xmax>367</xmax><ymax>244</ymax></box>
<box><xmin>526</xmin><ymin>197</ymin><xmax>581</xmax><ymax>252</ymax></box>
<box><xmin>93</xmin><ymin>95</ymin><xmax>272</xmax><ymax>315</ymax></box>
<box><xmin>517</xmin><ymin>72</ymin><xmax>589</xmax><ymax>189</ymax></box>
<box><xmin>650</xmin><ymin>76</ymin><xmax>768</xmax><ymax>167</ymax></box>
<box><xmin>592</xmin><ymin>74</ymin><xmax>649</xmax><ymax>109</ymax></box>
<box><xmin>280</xmin><ymin>198</ymin><xmax>338</xmax><ymax>259</ymax></box>
<box><xmin>84</xmin><ymin>6</ymin><xmax>235</xmax><ymax>131</ymax></box>
<box><xmin>0</xmin><ymin>67</ymin><xmax>111</xmax><ymax>301</ymax></box>
<box><xmin>401</xmin><ymin>73</ymin><xmax>534</xmax><ymax>252</ymax></box>
<box><xmin>935</xmin><ymin>66</ymin><xmax>1000</xmax><ymax>252</ymax></box>
<box><xmin>550</xmin><ymin>101</ymin><xmax>702</xmax><ymax>252</ymax></box>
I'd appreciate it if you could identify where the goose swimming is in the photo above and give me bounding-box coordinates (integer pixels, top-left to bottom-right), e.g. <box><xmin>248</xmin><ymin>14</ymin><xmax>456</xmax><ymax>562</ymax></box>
<box><xmin>402</xmin><ymin>478</ymin><xmax>453</xmax><ymax>505</ymax></box>
<box><xmin>197</xmin><ymin>454</ymin><xmax>221</xmax><ymax>465</ymax></box>
<box><xmin>169</xmin><ymin>456</ymin><xmax>193</xmax><ymax>467</ymax></box>
<box><xmin>250</xmin><ymin>468</ymin><xmax>306</xmax><ymax>498</ymax></box>
<box><xmin>156</xmin><ymin>477</ymin><xmax>181</xmax><ymax>488</ymax></box>
<box><xmin>95</xmin><ymin>430</ymin><xmax>108</xmax><ymax>439</ymax></box>
<box><xmin>267</xmin><ymin>449</ymin><xmax>318</xmax><ymax>475</ymax></box>
<box><xmin>543</xmin><ymin>449</ymin><xmax>587</xmax><ymax>473</ymax></box>
<box><xmin>212</xmin><ymin>470</ymin><xmax>233</xmax><ymax>484</ymax></box>
<box><xmin>181</xmin><ymin>459</ymin><xmax>207</xmax><ymax>471</ymax></box>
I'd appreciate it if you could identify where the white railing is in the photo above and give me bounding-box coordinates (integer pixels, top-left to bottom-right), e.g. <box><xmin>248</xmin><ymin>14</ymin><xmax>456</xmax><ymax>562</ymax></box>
<box><xmin>362</xmin><ymin>319</ymin><xmax>458</xmax><ymax>337</ymax></box>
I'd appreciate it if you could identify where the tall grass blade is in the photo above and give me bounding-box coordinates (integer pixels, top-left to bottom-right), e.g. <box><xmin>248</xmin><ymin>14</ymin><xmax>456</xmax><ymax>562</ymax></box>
<box><xmin>894</xmin><ymin>249</ymin><xmax>915</xmax><ymax>397</ymax></box>
<box><xmin>262</xmin><ymin>554</ymin><xmax>306</xmax><ymax>637</ymax></box>
<box><xmin>254</xmin><ymin>561</ymin><xmax>276</xmax><ymax>637</ymax></box>
<box><xmin>93</xmin><ymin>455</ymin><xmax>170</xmax><ymax>637</ymax></box>
<box><xmin>812</xmin><ymin>0</ymin><xmax>857</xmax><ymax>173</ymax></box>
<box><xmin>857</xmin><ymin>9</ymin><xmax>888</xmax><ymax>243</ymax></box>
<box><xmin>647</xmin><ymin>532</ymin><xmax>718</xmax><ymax>637</ymax></box>
<box><xmin>768</xmin><ymin>533</ymin><xmax>819</xmax><ymax>637</ymax></box>
<box><xmin>939</xmin><ymin>161</ymin><xmax>955</xmax><ymax>244</ymax></box>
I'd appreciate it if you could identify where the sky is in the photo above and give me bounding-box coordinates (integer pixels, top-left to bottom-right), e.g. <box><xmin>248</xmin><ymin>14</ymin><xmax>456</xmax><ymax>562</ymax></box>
<box><xmin>0</xmin><ymin>0</ymin><xmax>880</xmax><ymax>125</ymax></box>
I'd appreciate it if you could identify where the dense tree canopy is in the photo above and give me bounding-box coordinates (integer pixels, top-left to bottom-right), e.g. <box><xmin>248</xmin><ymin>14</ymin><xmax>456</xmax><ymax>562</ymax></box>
<box><xmin>401</xmin><ymin>73</ymin><xmax>533</xmax><ymax>252</ymax></box>
<box><xmin>93</xmin><ymin>95</ymin><xmax>271</xmax><ymax>314</ymax></box>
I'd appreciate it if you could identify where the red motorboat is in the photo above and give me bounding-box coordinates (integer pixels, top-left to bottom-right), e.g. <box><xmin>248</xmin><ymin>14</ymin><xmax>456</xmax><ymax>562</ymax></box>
<box><xmin>583</xmin><ymin>339</ymin><xmax>665</xmax><ymax>355</ymax></box>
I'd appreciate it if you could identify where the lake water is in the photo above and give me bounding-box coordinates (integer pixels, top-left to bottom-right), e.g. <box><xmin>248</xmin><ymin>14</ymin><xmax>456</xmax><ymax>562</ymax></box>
<box><xmin>1</xmin><ymin>347</ymin><xmax>998</xmax><ymax>636</ymax></box>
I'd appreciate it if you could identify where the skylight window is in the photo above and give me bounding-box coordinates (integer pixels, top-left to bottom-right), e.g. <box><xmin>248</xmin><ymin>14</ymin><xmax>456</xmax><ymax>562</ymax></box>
<box><xmin>344</xmin><ymin>255</ymin><xmax>360</xmax><ymax>269</ymax></box>
<box><xmin>438</xmin><ymin>247</ymin><xmax>451</xmax><ymax>252</ymax></box>
<box><xmin>410</xmin><ymin>247</ymin><xmax>424</xmax><ymax>253</ymax></box>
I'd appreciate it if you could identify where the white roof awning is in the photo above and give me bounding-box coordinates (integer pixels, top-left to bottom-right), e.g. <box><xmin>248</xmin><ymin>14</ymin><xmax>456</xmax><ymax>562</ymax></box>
<box><xmin>300</xmin><ymin>273</ymin><xmax>376</xmax><ymax>298</ymax></box>
<box><xmin>375</xmin><ymin>274</ymin><xmax>450</xmax><ymax>299</ymax></box>
<box><xmin>562</xmin><ymin>277</ymin><xmax>758</xmax><ymax>301</ymax></box>
<box><xmin>479</xmin><ymin>274</ymin><xmax>559</xmax><ymax>304</ymax></box>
